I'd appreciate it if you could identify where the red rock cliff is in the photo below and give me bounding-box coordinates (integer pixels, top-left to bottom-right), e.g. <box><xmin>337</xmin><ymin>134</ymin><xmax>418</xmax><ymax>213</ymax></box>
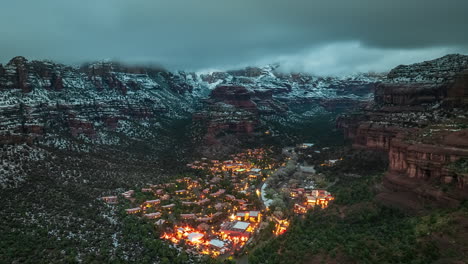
<box><xmin>338</xmin><ymin>54</ymin><xmax>468</xmax><ymax>208</ymax></box>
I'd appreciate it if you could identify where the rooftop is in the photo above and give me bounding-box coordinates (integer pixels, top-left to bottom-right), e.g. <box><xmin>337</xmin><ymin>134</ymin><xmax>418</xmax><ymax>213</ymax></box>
<box><xmin>209</xmin><ymin>239</ymin><xmax>225</xmax><ymax>248</ymax></box>
<box><xmin>188</xmin><ymin>232</ymin><xmax>204</xmax><ymax>242</ymax></box>
<box><xmin>233</xmin><ymin>221</ymin><xmax>250</xmax><ymax>230</ymax></box>
<box><xmin>249</xmin><ymin>211</ymin><xmax>260</xmax><ymax>217</ymax></box>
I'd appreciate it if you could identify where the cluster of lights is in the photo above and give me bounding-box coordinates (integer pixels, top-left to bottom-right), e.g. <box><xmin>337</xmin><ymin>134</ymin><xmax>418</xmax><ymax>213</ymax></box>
<box><xmin>121</xmin><ymin>148</ymin><xmax>281</xmax><ymax>257</ymax></box>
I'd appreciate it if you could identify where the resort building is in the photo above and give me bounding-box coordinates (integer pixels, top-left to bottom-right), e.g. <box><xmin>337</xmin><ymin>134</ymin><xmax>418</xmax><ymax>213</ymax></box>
<box><xmin>125</xmin><ymin>207</ymin><xmax>141</xmax><ymax>214</ymax></box>
<box><xmin>101</xmin><ymin>196</ymin><xmax>118</xmax><ymax>204</ymax></box>
<box><xmin>220</xmin><ymin>221</ymin><xmax>252</xmax><ymax>242</ymax></box>
<box><xmin>181</xmin><ymin>214</ymin><xmax>196</xmax><ymax>220</ymax></box>
<box><xmin>144</xmin><ymin>212</ymin><xmax>162</xmax><ymax>219</ymax></box>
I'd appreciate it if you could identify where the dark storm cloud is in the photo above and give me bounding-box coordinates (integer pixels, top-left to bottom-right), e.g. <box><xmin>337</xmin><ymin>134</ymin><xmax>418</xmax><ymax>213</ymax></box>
<box><xmin>1</xmin><ymin>0</ymin><xmax>468</xmax><ymax>74</ymax></box>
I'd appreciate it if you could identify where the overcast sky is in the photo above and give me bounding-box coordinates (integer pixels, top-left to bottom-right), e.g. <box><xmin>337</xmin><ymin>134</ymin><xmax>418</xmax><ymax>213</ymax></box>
<box><xmin>1</xmin><ymin>0</ymin><xmax>468</xmax><ymax>75</ymax></box>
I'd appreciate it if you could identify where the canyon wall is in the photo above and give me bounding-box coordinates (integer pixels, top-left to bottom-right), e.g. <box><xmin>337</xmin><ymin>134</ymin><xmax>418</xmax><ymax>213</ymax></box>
<box><xmin>338</xmin><ymin>54</ymin><xmax>468</xmax><ymax>208</ymax></box>
<box><xmin>0</xmin><ymin>57</ymin><xmax>380</xmax><ymax>146</ymax></box>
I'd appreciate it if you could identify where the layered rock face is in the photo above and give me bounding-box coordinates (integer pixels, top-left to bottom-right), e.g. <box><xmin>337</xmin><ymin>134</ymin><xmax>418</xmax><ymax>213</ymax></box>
<box><xmin>341</xmin><ymin>54</ymin><xmax>468</xmax><ymax>150</ymax></box>
<box><xmin>209</xmin><ymin>85</ymin><xmax>258</xmax><ymax>112</ymax></box>
<box><xmin>0</xmin><ymin>57</ymin><xmax>203</xmax><ymax>144</ymax></box>
<box><xmin>388</xmin><ymin>134</ymin><xmax>468</xmax><ymax>186</ymax></box>
<box><xmin>198</xmin><ymin>64</ymin><xmax>382</xmax><ymax>103</ymax></box>
<box><xmin>0</xmin><ymin>57</ymin><xmax>381</xmax><ymax>147</ymax></box>
<box><xmin>375</xmin><ymin>54</ymin><xmax>468</xmax><ymax>106</ymax></box>
<box><xmin>338</xmin><ymin>54</ymin><xmax>468</xmax><ymax>208</ymax></box>
<box><xmin>193</xmin><ymin>85</ymin><xmax>288</xmax><ymax>141</ymax></box>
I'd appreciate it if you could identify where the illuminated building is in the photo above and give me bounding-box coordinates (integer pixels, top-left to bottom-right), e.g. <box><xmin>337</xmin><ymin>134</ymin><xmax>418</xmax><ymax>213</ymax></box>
<box><xmin>235</xmin><ymin>211</ymin><xmax>262</xmax><ymax>222</ymax></box>
<box><xmin>175</xmin><ymin>189</ymin><xmax>188</xmax><ymax>195</ymax></box>
<box><xmin>248</xmin><ymin>173</ymin><xmax>259</xmax><ymax>180</ymax></box>
<box><xmin>196</xmin><ymin>216</ymin><xmax>212</xmax><ymax>222</ymax></box>
<box><xmin>306</xmin><ymin>196</ymin><xmax>317</xmax><ymax>207</ymax></box>
<box><xmin>161</xmin><ymin>203</ymin><xmax>175</xmax><ymax>210</ymax></box>
<box><xmin>293</xmin><ymin>204</ymin><xmax>307</xmax><ymax>214</ymax></box>
<box><xmin>187</xmin><ymin>232</ymin><xmax>204</xmax><ymax>244</ymax></box>
<box><xmin>125</xmin><ymin>207</ymin><xmax>141</xmax><ymax>214</ymax></box>
<box><xmin>248</xmin><ymin>211</ymin><xmax>261</xmax><ymax>222</ymax></box>
<box><xmin>144</xmin><ymin>212</ymin><xmax>162</xmax><ymax>219</ymax></box>
<box><xmin>143</xmin><ymin>199</ymin><xmax>161</xmax><ymax>208</ymax></box>
<box><xmin>235</xmin><ymin>212</ymin><xmax>247</xmax><ymax>221</ymax></box>
<box><xmin>290</xmin><ymin>191</ymin><xmax>298</xmax><ymax>198</ymax></box>
<box><xmin>181</xmin><ymin>214</ymin><xmax>196</xmax><ymax>220</ymax></box>
<box><xmin>272</xmin><ymin>216</ymin><xmax>289</xmax><ymax>236</ymax></box>
<box><xmin>209</xmin><ymin>239</ymin><xmax>225</xmax><ymax>251</ymax></box>
<box><xmin>220</xmin><ymin>221</ymin><xmax>252</xmax><ymax>242</ymax></box>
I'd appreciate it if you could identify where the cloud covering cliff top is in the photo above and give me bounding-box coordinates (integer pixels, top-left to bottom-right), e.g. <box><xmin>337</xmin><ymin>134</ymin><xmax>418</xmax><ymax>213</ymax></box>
<box><xmin>1</xmin><ymin>0</ymin><xmax>468</xmax><ymax>75</ymax></box>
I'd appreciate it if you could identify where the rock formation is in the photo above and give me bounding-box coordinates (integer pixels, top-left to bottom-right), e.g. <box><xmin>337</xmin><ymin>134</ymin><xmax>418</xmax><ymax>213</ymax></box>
<box><xmin>0</xmin><ymin>57</ymin><xmax>381</xmax><ymax>146</ymax></box>
<box><xmin>338</xmin><ymin>54</ymin><xmax>468</xmax><ymax>210</ymax></box>
<box><xmin>193</xmin><ymin>85</ymin><xmax>271</xmax><ymax>141</ymax></box>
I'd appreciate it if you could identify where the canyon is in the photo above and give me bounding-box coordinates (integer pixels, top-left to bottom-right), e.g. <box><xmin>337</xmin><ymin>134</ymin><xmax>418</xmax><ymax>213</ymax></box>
<box><xmin>2</xmin><ymin>54</ymin><xmax>468</xmax><ymax>263</ymax></box>
<box><xmin>0</xmin><ymin>56</ymin><xmax>380</xmax><ymax>172</ymax></box>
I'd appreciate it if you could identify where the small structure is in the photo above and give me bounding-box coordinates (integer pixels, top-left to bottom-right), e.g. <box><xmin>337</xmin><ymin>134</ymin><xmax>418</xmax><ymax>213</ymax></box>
<box><xmin>197</xmin><ymin>216</ymin><xmax>213</xmax><ymax>222</ymax></box>
<box><xmin>235</xmin><ymin>212</ymin><xmax>247</xmax><ymax>221</ymax></box>
<box><xmin>162</xmin><ymin>203</ymin><xmax>175</xmax><ymax>210</ymax></box>
<box><xmin>209</xmin><ymin>239</ymin><xmax>225</xmax><ymax>249</ymax></box>
<box><xmin>144</xmin><ymin>212</ymin><xmax>162</xmax><ymax>219</ymax></box>
<box><xmin>187</xmin><ymin>232</ymin><xmax>204</xmax><ymax>244</ymax></box>
<box><xmin>210</xmin><ymin>189</ymin><xmax>226</xmax><ymax>198</ymax></box>
<box><xmin>197</xmin><ymin>198</ymin><xmax>210</xmax><ymax>205</ymax></box>
<box><xmin>101</xmin><ymin>196</ymin><xmax>118</xmax><ymax>204</ymax></box>
<box><xmin>248</xmin><ymin>173</ymin><xmax>260</xmax><ymax>180</ymax></box>
<box><xmin>235</xmin><ymin>211</ymin><xmax>261</xmax><ymax>222</ymax></box>
<box><xmin>141</xmin><ymin>188</ymin><xmax>152</xmax><ymax>192</ymax></box>
<box><xmin>308</xmin><ymin>189</ymin><xmax>334</xmax><ymax>208</ymax></box>
<box><xmin>126</xmin><ymin>207</ymin><xmax>141</xmax><ymax>214</ymax></box>
<box><xmin>294</xmin><ymin>204</ymin><xmax>307</xmax><ymax>214</ymax></box>
<box><xmin>272</xmin><ymin>216</ymin><xmax>289</xmax><ymax>236</ymax></box>
<box><xmin>197</xmin><ymin>223</ymin><xmax>210</xmax><ymax>231</ymax></box>
<box><xmin>155</xmin><ymin>219</ymin><xmax>166</xmax><ymax>226</ymax></box>
<box><xmin>214</xmin><ymin>203</ymin><xmax>225</xmax><ymax>211</ymax></box>
<box><xmin>122</xmin><ymin>190</ymin><xmax>134</xmax><ymax>199</ymax></box>
<box><xmin>235</xmin><ymin>199</ymin><xmax>247</xmax><ymax>205</ymax></box>
<box><xmin>143</xmin><ymin>199</ymin><xmax>161</xmax><ymax>208</ymax></box>
<box><xmin>220</xmin><ymin>221</ymin><xmax>252</xmax><ymax>242</ymax></box>
<box><xmin>306</xmin><ymin>196</ymin><xmax>317</xmax><ymax>207</ymax></box>
<box><xmin>248</xmin><ymin>211</ymin><xmax>261</xmax><ymax>222</ymax></box>
<box><xmin>181</xmin><ymin>214</ymin><xmax>196</xmax><ymax>220</ymax></box>
<box><xmin>175</xmin><ymin>189</ymin><xmax>188</xmax><ymax>195</ymax></box>
<box><xmin>298</xmin><ymin>143</ymin><xmax>314</xmax><ymax>149</ymax></box>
